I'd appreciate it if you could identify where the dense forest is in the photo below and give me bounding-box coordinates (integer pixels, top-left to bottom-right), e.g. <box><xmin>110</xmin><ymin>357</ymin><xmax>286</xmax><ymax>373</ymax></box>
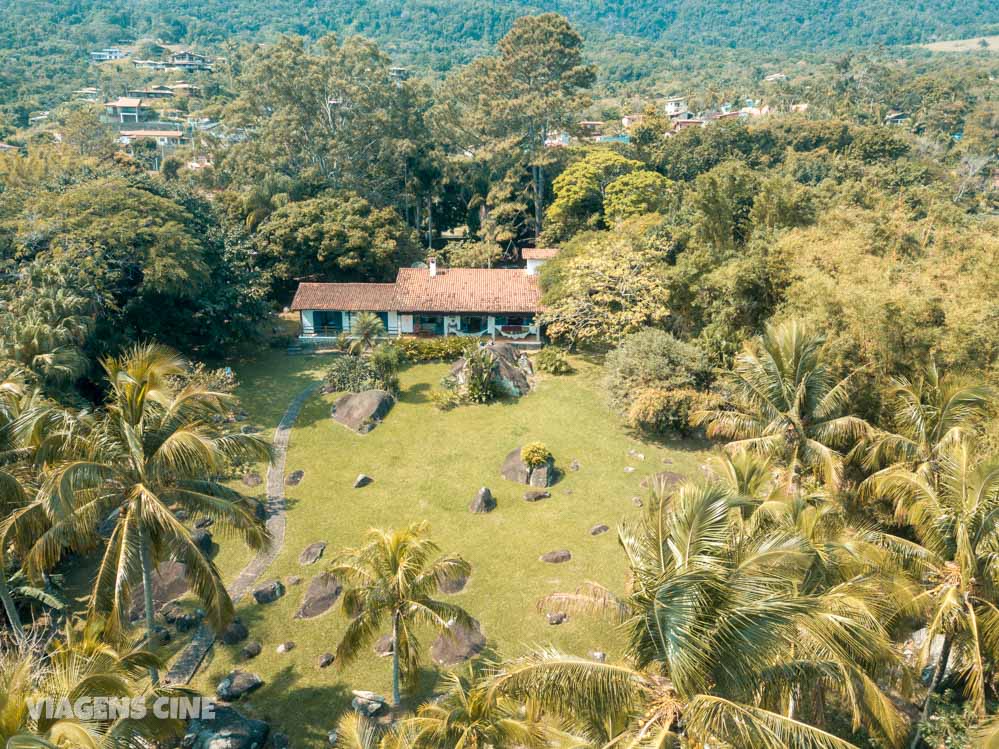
<box><xmin>2</xmin><ymin>6</ymin><xmax>999</xmax><ymax>749</ymax></box>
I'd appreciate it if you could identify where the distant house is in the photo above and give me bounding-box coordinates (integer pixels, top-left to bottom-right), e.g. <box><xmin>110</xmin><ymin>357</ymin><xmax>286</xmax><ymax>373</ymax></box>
<box><xmin>674</xmin><ymin>118</ymin><xmax>704</xmax><ymax>130</ymax></box>
<box><xmin>28</xmin><ymin>111</ymin><xmax>49</xmax><ymax>125</ymax></box>
<box><xmin>127</xmin><ymin>85</ymin><xmax>174</xmax><ymax>99</ymax></box>
<box><xmin>72</xmin><ymin>87</ymin><xmax>101</xmax><ymax>101</ymax></box>
<box><xmin>544</xmin><ymin>131</ymin><xmax>570</xmax><ymax>148</ymax></box>
<box><xmin>168</xmin><ymin>50</ymin><xmax>212</xmax><ymax>71</ymax></box>
<box><xmin>132</xmin><ymin>60</ymin><xmax>167</xmax><ymax>70</ymax></box>
<box><xmin>290</xmin><ymin>254</ymin><xmax>557</xmax><ymax>347</ymax></box>
<box><xmin>90</xmin><ymin>47</ymin><xmax>126</xmax><ymax>62</ymax></box>
<box><xmin>621</xmin><ymin>113</ymin><xmax>645</xmax><ymax>129</ymax></box>
<box><xmin>664</xmin><ymin>96</ymin><xmax>689</xmax><ymax>119</ymax></box>
<box><xmin>522</xmin><ymin>247</ymin><xmax>559</xmax><ymax>276</ymax></box>
<box><xmin>389</xmin><ymin>66</ymin><xmax>410</xmax><ymax>81</ymax></box>
<box><xmin>0</xmin><ymin>143</ymin><xmax>19</xmax><ymax>153</ymax></box>
<box><xmin>119</xmin><ymin>129</ymin><xmax>185</xmax><ymax>147</ymax></box>
<box><xmin>578</xmin><ymin>120</ymin><xmax>604</xmax><ymax>136</ymax></box>
<box><xmin>764</xmin><ymin>72</ymin><xmax>788</xmax><ymax>82</ymax></box>
<box><xmin>884</xmin><ymin>111</ymin><xmax>911</xmax><ymax>125</ymax></box>
<box><xmin>790</xmin><ymin>103</ymin><xmax>809</xmax><ymax>113</ymax></box>
<box><xmin>105</xmin><ymin>97</ymin><xmax>154</xmax><ymax>123</ymax></box>
<box><xmin>168</xmin><ymin>82</ymin><xmax>201</xmax><ymax>97</ymax></box>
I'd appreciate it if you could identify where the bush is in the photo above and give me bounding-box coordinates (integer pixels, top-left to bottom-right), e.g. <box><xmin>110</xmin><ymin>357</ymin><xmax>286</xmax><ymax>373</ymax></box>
<box><xmin>521</xmin><ymin>442</ymin><xmax>552</xmax><ymax>468</ymax></box>
<box><xmin>324</xmin><ymin>355</ymin><xmax>377</xmax><ymax>393</ymax></box>
<box><xmin>604</xmin><ymin>329</ymin><xmax>713</xmax><ymax>414</ymax></box>
<box><xmin>534</xmin><ymin>347</ymin><xmax>572</xmax><ymax>375</ymax></box>
<box><xmin>396</xmin><ymin>336</ymin><xmax>477</xmax><ymax>363</ymax></box>
<box><xmin>169</xmin><ymin>362</ymin><xmax>238</xmax><ymax>394</ymax></box>
<box><xmin>369</xmin><ymin>344</ymin><xmax>403</xmax><ymax>393</ymax></box>
<box><xmin>463</xmin><ymin>348</ymin><xmax>499</xmax><ymax>404</ymax></box>
<box><xmin>430</xmin><ymin>388</ymin><xmax>463</xmax><ymax>411</ymax></box>
<box><xmin>627</xmin><ymin>387</ymin><xmax>723</xmax><ymax>437</ymax></box>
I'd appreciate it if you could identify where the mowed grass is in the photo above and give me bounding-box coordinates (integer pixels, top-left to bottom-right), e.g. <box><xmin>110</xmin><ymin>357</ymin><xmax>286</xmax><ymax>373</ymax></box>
<box><xmin>184</xmin><ymin>350</ymin><xmax>712</xmax><ymax>746</ymax></box>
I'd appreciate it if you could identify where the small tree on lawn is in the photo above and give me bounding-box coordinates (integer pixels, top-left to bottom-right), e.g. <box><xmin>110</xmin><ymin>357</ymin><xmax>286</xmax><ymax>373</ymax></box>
<box><xmin>329</xmin><ymin>522</ymin><xmax>474</xmax><ymax>707</ymax></box>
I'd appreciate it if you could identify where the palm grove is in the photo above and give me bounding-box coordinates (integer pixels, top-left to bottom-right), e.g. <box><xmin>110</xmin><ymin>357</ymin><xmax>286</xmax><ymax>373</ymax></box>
<box><xmin>1</xmin><ymin>10</ymin><xmax>999</xmax><ymax>749</ymax></box>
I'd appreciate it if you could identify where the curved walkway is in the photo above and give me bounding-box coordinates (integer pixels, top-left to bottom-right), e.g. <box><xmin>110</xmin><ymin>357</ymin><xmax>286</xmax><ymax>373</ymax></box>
<box><xmin>165</xmin><ymin>384</ymin><xmax>319</xmax><ymax>685</ymax></box>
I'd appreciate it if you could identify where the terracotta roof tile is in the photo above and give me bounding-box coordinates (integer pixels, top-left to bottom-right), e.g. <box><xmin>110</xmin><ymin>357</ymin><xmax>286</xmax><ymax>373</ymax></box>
<box><xmin>392</xmin><ymin>268</ymin><xmax>541</xmax><ymax>313</ymax></box>
<box><xmin>522</xmin><ymin>247</ymin><xmax>559</xmax><ymax>260</ymax></box>
<box><xmin>290</xmin><ymin>282</ymin><xmax>397</xmax><ymax>311</ymax></box>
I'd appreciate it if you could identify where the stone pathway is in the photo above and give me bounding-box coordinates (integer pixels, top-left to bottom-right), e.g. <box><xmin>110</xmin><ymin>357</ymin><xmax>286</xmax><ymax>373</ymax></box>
<box><xmin>164</xmin><ymin>384</ymin><xmax>318</xmax><ymax>684</ymax></box>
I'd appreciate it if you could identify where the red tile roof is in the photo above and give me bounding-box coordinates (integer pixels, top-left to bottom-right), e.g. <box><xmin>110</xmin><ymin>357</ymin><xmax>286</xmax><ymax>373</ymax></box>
<box><xmin>290</xmin><ymin>282</ymin><xmax>397</xmax><ymax>311</ymax></box>
<box><xmin>290</xmin><ymin>269</ymin><xmax>543</xmax><ymax>314</ymax></box>
<box><xmin>105</xmin><ymin>97</ymin><xmax>144</xmax><ymax>108</ymax></box>
<box><xmin>522</xmin><ymin>247</ymin><xmax>559</xmax><ymax>260</ymax></box>
<box><xmin>392</xmin><ymin>268</ymin><xmax>541</xmax><ymax>313</ymax></box>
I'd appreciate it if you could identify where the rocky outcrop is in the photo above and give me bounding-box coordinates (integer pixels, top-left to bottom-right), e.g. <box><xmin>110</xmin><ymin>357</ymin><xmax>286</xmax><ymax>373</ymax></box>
<box><xmin>221</xmin><ymin>619</ymin><xmax>249</xmax><ymax>645</ymax></box>
<box><xmin>252</xmin><ymin>579</ymin><xmax>285</xmax><ymax>604</ymax></box>
<box><xmin>298</xmin><ymin>542</ymin><xmax>326</xmax><ymax>566</ymax></box>
<box><xmin>451</xmin><ymin>341</ymin><xmax>534</xmax><ymax>398</ymax></box>
<box><xmin>353</xmin><ymin>474</ymin><xmax>373</xmax><ymax>489</ymax></box>
<box><xmin>351</xmin><ymin>691</ymin><xmax>387</xmax><ymax>717</ymax></box>
<box><xmin>332</xmin><ymin>390</ymin><xmax>394</xmax><ymax>433</ymax></box>
<box><xmin>128</xmin><ymin>560</ymin><xmax>189</xmax><ymax>621</ymax></box>
<box><xmin>501</xmin><ymin>448</ymin><xmax>554</xmax><ymax>487</ymax></box>
<box><xmin>540</xmin><ymin>549</ymin><xmax>572</xmax><ymax>564</ymax></box>
<box><xmin>294</xmin><ymin>573</ymin><xmax>342</xmax><ymax>619</ymax></box>
<box><xmin>183</xmin><ymin>706</ymin><xmax>269</xmax><ymax>749</ymax></box>
<box><xmin>216</xmin><ymin>671</ymin><xmax>263</xmax><ymax>701</ymax></box>
<box><xmin>430</xmin><ymin>618</ymin><xmax>486</xmax><ymax>666</ymax></box>
<box><xmin>468</xmin><ymin>487</ymin><xmax>495</xmax><ymax>514</ymax></box>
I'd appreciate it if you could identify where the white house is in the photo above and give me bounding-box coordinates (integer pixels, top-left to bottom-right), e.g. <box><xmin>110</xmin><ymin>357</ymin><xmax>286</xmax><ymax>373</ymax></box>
<box><xmin>290</xmin><ymin>252</ymin><xmax>559</xmax><ymax>347</ymax></box>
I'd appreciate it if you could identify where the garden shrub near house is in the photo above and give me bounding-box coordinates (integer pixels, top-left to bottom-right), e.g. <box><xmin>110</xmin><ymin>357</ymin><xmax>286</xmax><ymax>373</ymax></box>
<box><xmin>324</xmin><ymin>355</ymin><xmax>378</xmax><ymax>393</ymax></box>
<box><xmin>463</xmin><ymin>348</ymin><xmax>499</xmax><ymax>403</ymax></box>
<box><xmin>604</xmin><ymin>329</ymin><xmax>713</xmax><ymax>414</ymax></box>
<box><xmin>521</xmin><ymin>441</ymin><xmax>553</xmax><ymax>468</ymax></box>
<box><xmin>397</xmin><ymin>336</ymin><xmax>477</xmax><ymax>363</ymax></box>
<box><xmin>627</xmin><ymin>387</ymin><xmax>723</xmax><ymax>437</ymax></box>
<box><xmin>534</xmin><ymin>347</ymin><xmax>572</xmax><ymax>375</ymax></box>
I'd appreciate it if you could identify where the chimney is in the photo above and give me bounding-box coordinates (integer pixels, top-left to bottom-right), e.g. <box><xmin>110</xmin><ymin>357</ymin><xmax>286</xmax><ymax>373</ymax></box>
<box><xmin>428</xmin><ymin>256</ymin><xmax>437</xmax><ymax>277</ymax></box>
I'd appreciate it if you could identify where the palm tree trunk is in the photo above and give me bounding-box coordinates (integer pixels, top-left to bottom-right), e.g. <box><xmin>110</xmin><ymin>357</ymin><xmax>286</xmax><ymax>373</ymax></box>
<box><xmin>139</xmin><ymin>532</ymin><xmax>160</xmax><ymax>685</ymax></box>
<box><xmin>0</xmin><ymin>573</ymin><xmax>24</xmax><ymax>642</ymax></box>
<box><xmin>909</xmin><ymin>634</ymin><xmax>952</xmax><ymax>749</ymax></box>
<box><xmin>391</xmin><ymin>611</ymin><xmax>401</xmax><ymax>708</ymax></box>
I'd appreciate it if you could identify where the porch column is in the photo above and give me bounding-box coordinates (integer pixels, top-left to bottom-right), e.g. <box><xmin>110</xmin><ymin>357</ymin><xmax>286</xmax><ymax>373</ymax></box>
<box><xmin>487</xmin><ymin>316</ymin><xmax>496</xmax><ymax>339</ymax></box>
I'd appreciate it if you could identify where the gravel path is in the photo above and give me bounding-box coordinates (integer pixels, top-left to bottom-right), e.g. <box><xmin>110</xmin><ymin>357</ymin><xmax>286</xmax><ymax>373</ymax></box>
<box><xmin>164</xmin><ymin>384</ymin><xmax>318</xmax><ymax>684</ymax></box>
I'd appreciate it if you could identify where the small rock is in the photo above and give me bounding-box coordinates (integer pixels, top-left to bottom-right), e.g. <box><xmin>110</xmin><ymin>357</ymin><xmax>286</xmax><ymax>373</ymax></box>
<box><xmin>590</xmin><ymin>524</ymin><xmax>610</xmax><ymax>536</ymax></box>
<box><xmin>628</xmin><ymin>449</ymin><xmax>645</xmax><ymax>461</ymax></box>
<box><xmin>221</xmin><ymin>619</ymin><xmax>249</xmax><ymax>645</ymax></box>
<box><xmin>286</xmin><ymin>470</ymin><xmax>305</xmax><ymax>487</ymax></box>
<box><xmin>252</xmin><ymin>579</ymin><xmax>285</xmax><ymax>604</ymax></box>
<box><xmin>640</xmin><ymin>471</ymin><xmax>685</xmax><ymax>490</ymax></box>
<box><xmin>241</xmin><ymin>425</ymin><xmax>262</xmax><ymax>435</ymax></box>
<box><xmin>327</xmin><ymin>731</ymin><xmax>338</xmax><ymax>746</ymax></box>
<box><xmin>662</xmin><ymin>457</ymin><xmax>673</xmax><ymax>465</ymax></box>
<box><xmin>623</xmin><ymin>466</ymin><xmax>635</xmax><ymax>473</ymax></box>
<box><xmin>353</xmin><ymin>474</ymin><xmax>373</xmax><ymax>489</ymax></box>
<box><xmin>298</xmin><ymin>541</ymin><xmax>326</xmax><ymax>565</ymax></box>
<box><xmin>547</xmin><ymin>612</ymin><xmax>568</xmax><ymax>625</ymax></box>
<box><xmin>569</xmin><ymin>459</ymin><xmax>580</xmax><ymax>472</ymax></box>
<box><xmin>148</xmin><ymin>625</ymin><xmax>171</xmax><ymax>646</ymax></box>
<box><xmin>276</xmin><ymin>641</ymin><xmax>295</xmax><ymax>654</ymax></box>
<box><xmin>632</xmin><ymin>496</ymin><xmax>644</xmax><ymax>508</ymax></box>
<box><xmin>523</xmin><ymin>489</ymin><xmax>550</xmax><ymax>502</ymax></box>
<box><xmin>373</xmin><ymin>634</ymin><xmax>394</xmax><ymax>657</ymax></box>
<box><xmin>241</xmin><ymin>641</ymin><xmax>262</xmax><ymax>659</ymax></box>
<box><xmin>216</xmin><ymin>670</ymin><xmax>263</xmax><ymax>701</ymax></box>
<box><xmin>161</xmin><ymin>601</ymin><xmax>184</xmax><ymax>624</ymax></box>
<box><xmin>242</xmin><ymin>472</ymin><xmax>262</xmax><ymax>487</ymax></box>
<box><xmin>591</xmin><ymin>651</ymin><xmax>607</xmax><ymax>663</ymax></box>
<box><xmin>540</xmin><ymin>550</ymin><xmax>572</xmax><ymax>564</ymax></box>
<box><xmin>195</xmin><ymin>517</ymin><xmax>214</xmax><ymax>529</ymax></box>
<box><xmin>469</xmin><ymin>487</ymin><xmax>496</xmax><ymax>514</ymax></box>
<box><xmin>175</xmin><ymin>610</ymin><xmax>204</xmax><ymax>632</ymax></box>
<box><xmin>351</xmin><ymin>691</ymin><xmax>387</xmax><ymax>718</ymax></box>
<box><xmin>286</xmin><ymin>575</ymin><xmax>302</xmax><ymax>586</ymax></box>
<box><xmin>175</xmin><ymin>509</ymin><xmax>190</xmax><ymax>521</ymax></box>
<box><xmin>254</xmin><ymin>501</ymin><xmax>268</xmax><ymax>521</ymax></box>
<box><xmin>317</xmin><ymin>652</ymin><xmax>335</xmax><ymax>669</ymax></box>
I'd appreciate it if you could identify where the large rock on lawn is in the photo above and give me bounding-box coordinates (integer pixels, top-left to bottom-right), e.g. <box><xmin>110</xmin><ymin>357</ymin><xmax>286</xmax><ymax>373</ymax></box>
<box><xmin>468</xmin><ymin>487</ymin><xmax>495</xmax><ymax>514</ymax></box>
<box><xmin>640</xmin><ymin>471</ymin><xmax>685</xmax><ymax>491</ymax></box>
<box><xmin>298</xmin><ymin>542</ymin><xmax>326</xmax><ymax>566</ymax></box>
<box><xmin>332</xmin><ymin>390</ymin><xmax>394</xmax><ymax>433</ymax></box>
<box><xmin>294</xmin><ymin>573</ymin><xmax>342</xmax><ymax>619</ymax></box>
<box><xmin>540</xmin><ymin>549</ymin><xmax>572</xmax><ymax>564</ymax></box>
<box><xmin>501</xmin><ymin>447</ymin><xmax>554</xmax><ymax>487</ymax></box>
<box><xmin>216</xmin><ymin>671</ymin><xmax>263</xmax><ymax>701</ymax></box>
<box><xmin>252</xmin><ymin>579</ymin><xmax>285</xmax><ymax>604</ymax></box>
<box><xmin>431</xmin><ymin>618</ymin><xmax>486</xmax><ymax>666</ymax></box>
<box><xmin>129</xmin><ymin>560</ymin><xmax>189</xmax><ymax>621</ymax></box>
<box><xmin>221</xmin><ymin>619</ymin><xmax>249</xmax><ymax>645</ymax></box>
<box><xmin>192</xmin><ymin>529</ymin><xmax>214</xmax><ymax>556</ymax></box>
<box><xmin>183</xmin><ymin>705</ymin><xmax>269</xmax><ymax>749</ymax></box>
<box><xmin>451</xmin><ymin>341</ymin><xmax>534</xmax><ymax>398</ymax></box>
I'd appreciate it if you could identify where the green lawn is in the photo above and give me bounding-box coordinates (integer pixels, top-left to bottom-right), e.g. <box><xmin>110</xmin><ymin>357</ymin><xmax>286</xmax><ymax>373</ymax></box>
<box><xmin>184</xmin><ymin>350</ymin><xmax>712</xmax><ymax>746</ymax></box>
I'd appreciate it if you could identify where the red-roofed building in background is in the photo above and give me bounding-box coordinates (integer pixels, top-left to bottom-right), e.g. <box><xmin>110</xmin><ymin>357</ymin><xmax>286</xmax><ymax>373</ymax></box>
<box><xmin>105</xmin><ymin>97</ymin><xmax>155</xmax><ymax>123</ymax></box>
<box><xmin>289</xmin><ymin>252</ymin><xmax>557</xmax><ymax>346</ymax></box>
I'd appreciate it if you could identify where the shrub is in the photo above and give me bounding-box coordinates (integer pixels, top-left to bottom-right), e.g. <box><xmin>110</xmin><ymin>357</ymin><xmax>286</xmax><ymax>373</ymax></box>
<box><xmin>429</xmin><ymin>388</ymin><xmax>463</xmax><ymax>411</ymax></box>
<box><xmin>169</xmin><ymin>362</ymin><xmax>238</xmax><ymax>394</ymax></box>
<box><xmin>463</xmin><ymin>348</ymin><xmax>499</xmax><ymax>404</ymax></box>
<box><xmin>369</xmin><ymin>344</ymin><xmax>403</xmax><ymax>393</ymax></box>
<box><xmin>627</xmin><ymin>387</ymin><xmax>723</xmax><ymax>437</ymax></box>
<box><xmin>521</xmin><ymin>441</ymin><xmax>552</xmax><ymax>468</ymax></box>
<box><xmin>534</xmin><ymin>347</ymin><xmax>572</xmax><ymax>375</ymax></box>
<box><xmin>324</xmin><ymin>355</ymin><xmax>377</xmax><ymax>393</ymax></box>
<box><xmin>397</xmin><ymin>336</ymin><xmax>477</xmax><ymax>363</ymax></box>
<box><xmin>604</xmin><ymin>329</ymin><xmax>713</xmax><ymax>414</ymax></box>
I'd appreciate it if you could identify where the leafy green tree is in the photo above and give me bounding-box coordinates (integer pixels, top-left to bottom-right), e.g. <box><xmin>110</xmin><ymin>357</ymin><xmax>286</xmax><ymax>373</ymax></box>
<box><xmin>437</xmin><ymin>14</ymin><xmax>595</xmax><ymax>237</ymax></box>
<box><xmin>694</xmin><ymin>320</ymin><xmax>870</xmax><ymax>489</ymax></box>
<box><xmin>441</xmin><ymin>240</ymin><xmax>503</xmax><ymax>268</ymax></box>
<box><xmin>604</xmin><ymin>170</ymin><xmax>677</xmax><ymax>222</ymax></box>
<box><xmin>329</xmin><ymin>522</ymin><xmax>473</xmax><ymax>707</ymax></box>
<box><xmin>256</xmin><ymin>192</ymin><xmax>418</xmax><ymax>293</ymax></box>
<box><xmin>690</xmin><ymin>160</ymin><xmax>760</xmax><ymax>251</ymax></box>
<box><xmin>543</xmin><ymin>150</ymin><xmax>642</xmax><ymax>241</ymax></box>
<box><xmin>6</xmin><ymin>345</ymin><xmax>271</xmax><ymax>681</ymax></box>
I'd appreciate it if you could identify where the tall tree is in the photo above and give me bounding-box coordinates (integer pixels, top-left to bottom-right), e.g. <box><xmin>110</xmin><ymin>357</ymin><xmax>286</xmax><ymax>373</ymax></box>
<box><xmin>436</xmin><ymin>14</ymin><xmax>595</xmax><ymax>238</ymax></box>
<box><xmin>329</xmin><ymin>522</ymin><xmax>473</xmax><ymax>707</ymax></box>
<box><xmin>4</xmin><ymin>345</ymin><xmax>271</xmax><ymax>681</ymax></box>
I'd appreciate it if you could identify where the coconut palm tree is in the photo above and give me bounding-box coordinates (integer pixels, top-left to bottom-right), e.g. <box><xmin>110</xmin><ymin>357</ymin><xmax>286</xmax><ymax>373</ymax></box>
<box><xmin>408</xmin><ymin>663</ymin><xmax>552</xmax><ymax>748</ymax></box>
<box><xmin>329</xmin><ymin>522</ymin><xmax>474</xmax><ymax>707</ymax></box>
<box><xmin>693</xmin><ymin>319</ymin><xmax>870</xmax><ymax>490</ymax></box>
<box><xmin>877</xmin><ymin>439</ymin><xmax>999</xmax><ymax>748</ymax></box>
<box><xmin>332</xmin><ymin>713</ymin><xmax>416</xmax><ymax>749</ymax></box>
<box><xmin>513</xmin><ymin>478</ymin><xmax>905</xmax><ymax>748</ymax></box>
<box><xmin>860</xmin><ymin>362</ymin><xmax>993</xmax><ymax>497</ymax></box>
<box><xmin>0</xmin><ymin>618</ymin><xmax>181</xmax><ymax>749</ymax></box>
<box><xmin>348</xmin><ymin>312</ymin><xmax>387</xmax><ymax>356</ymax></box>
<box><xmin>4</xmin><ymin>344</ymin><xmax>271</xmax><ymax>682</ymax></box>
